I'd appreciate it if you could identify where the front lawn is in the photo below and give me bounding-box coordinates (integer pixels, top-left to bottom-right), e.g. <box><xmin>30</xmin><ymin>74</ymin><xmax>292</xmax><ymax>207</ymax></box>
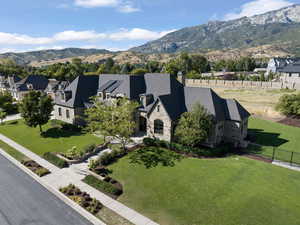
<box><xmin>109</xmin><ymin>156</ymin><xmax>300</xmax><ymax>225</ymax></box>
<box><xmin>0</xmin><ymin>120</ymin><xmax>103</xmax><ymax>156</ymax></box>
<box><xmin>248</xmin><ymin>117</ymin><xmax>300</xmax><ymax>153</ymax></box>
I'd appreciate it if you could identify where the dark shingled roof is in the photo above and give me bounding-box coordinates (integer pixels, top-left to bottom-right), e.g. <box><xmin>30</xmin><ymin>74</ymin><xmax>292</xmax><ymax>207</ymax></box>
<box><xmin>56</xmin><ymin>73</ymin><xmax>250</xmax><ymax>122</ymax></box>
<box><xmin>278</xmin><ymin>63</ymin><xmax>300</xmax><ymax>73</ymax></box>
<box><xmin>15</xmin><ymin>75</ymin><xmax>49</xmax><ymax>92</ymax></box>
<box><xmin>223</xmin><ymin>99</ymin><xmax>251</xmax><ymax>122</ymax></box>
<box><xmin>55</xmin><ymin>75</ymin><xmax>99</xmax><ymax>108</ymax></box>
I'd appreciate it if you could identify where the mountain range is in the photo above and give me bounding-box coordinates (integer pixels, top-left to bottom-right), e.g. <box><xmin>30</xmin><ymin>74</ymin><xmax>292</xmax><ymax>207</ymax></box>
<box><xmin>2</xmin><ymin>5</ymin><xmax>300</xmax><ymax>66</ymax></box>
<box><xmin>131</xmin><ymin>4</ymin><xmax>300</xmax><ymax>54</ymax></box>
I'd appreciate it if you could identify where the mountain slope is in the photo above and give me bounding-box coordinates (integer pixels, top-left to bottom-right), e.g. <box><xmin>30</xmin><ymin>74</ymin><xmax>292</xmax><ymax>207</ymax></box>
<box><xmin>131</xmin><ymin>4</ymin><xmax>300</xmax><ymax>54</ymax></box>
<box><xmin>0</xmin><ymin>48</ymin><xmax>111</xmax><ymax>65</ymax></box>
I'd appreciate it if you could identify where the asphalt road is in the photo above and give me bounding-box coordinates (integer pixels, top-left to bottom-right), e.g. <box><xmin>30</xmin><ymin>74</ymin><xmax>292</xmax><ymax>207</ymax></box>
<box><xmin>0</xmin><ymin>154</ymin><xmax>94</xmax><ymax>225</ymax></box>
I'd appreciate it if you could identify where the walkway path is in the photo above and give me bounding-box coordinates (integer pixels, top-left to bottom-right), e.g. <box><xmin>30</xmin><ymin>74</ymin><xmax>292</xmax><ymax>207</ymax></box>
<box><xmin>0</xmin><ymin>133</ymin><xmax>159</xmax><ymax>225</ymax></box>
<box><xmin>3</xmin><ymin>113</ymin><xmax>21</xmax><ymax>122</ymax></box>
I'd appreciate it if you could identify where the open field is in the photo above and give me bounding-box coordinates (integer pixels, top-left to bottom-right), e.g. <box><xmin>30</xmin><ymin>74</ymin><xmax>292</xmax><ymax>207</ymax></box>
<box><xmin>0</xmin><ymin>120</ymin><xmax>102</xmax><ymax>156</ymax></box>
<box><xmin>214</xmin><ymin>88</ymin><xmax>298</xmax><ymax>120</ymax></box>
<box><xmin>109</xmin><ymin>156</ymin><xmax>300</xmax><ymax>225</ymax></box>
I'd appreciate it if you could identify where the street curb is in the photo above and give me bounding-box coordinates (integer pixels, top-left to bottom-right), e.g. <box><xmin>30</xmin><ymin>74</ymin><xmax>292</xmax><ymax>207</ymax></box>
<box><xmin>0</xmin><ymin>148</ymin><xmax>106</xmax><ymax>225</ymax></box>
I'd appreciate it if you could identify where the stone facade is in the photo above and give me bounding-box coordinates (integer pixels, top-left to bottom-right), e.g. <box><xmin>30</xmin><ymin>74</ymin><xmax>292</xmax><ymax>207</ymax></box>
<box><xmin>53</xmin><ymin>105</ymin><xmax>85</xmax><ymax>125</ymax></box>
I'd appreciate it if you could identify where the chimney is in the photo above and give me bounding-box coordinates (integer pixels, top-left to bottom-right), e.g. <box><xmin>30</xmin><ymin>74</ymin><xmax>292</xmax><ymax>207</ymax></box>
<box><xmin>177</xmin><ymin>71</ymin><xmax>186</xmax><ymax>86</ymax></box>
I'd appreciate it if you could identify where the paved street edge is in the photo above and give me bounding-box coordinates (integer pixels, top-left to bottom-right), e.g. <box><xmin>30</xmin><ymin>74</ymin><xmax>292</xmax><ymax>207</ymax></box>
<box><xmin>0</xmin><ymin>148</ymin><xmax>106</xmax><ymax>225</ymax></box>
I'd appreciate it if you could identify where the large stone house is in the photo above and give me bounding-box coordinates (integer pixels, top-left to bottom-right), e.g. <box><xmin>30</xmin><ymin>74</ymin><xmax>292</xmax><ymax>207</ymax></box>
<box><xmin>54</xmin><ymin>73</ymin><xmax>250</xmax><ymax>148</ymax></box>
<box><xmin>279</xmin><ymin>62</ymin><xmax>300</xmax><ymax>84</ymax></box>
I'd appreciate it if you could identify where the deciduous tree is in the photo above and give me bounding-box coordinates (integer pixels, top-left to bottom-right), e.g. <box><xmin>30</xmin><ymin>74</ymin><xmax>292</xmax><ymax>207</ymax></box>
<box><xmin>19</xmin><ymin>91</ymin><xmax>54</xmax><ymax>133</ymax></box>
<box><xmin>175</xmin><ymin>103</ymin><xmax>213</xmax><ymax>147</ymax></box>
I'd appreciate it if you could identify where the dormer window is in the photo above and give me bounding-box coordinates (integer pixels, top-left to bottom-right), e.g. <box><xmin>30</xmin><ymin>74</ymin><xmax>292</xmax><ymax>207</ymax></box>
<box><xmin>27</xmin><ymin>83</ymin><xmax>33</xmax><ymax>90</ymax></box>
<box><xmin>61</xmin><ymin>91</ymin><xmax>72</xmax><ymax>102</ymax></box>
<box><xmin>157</xmin><ymin>105</ymin><xmax>160</xmax><ymax>112</ymax></box>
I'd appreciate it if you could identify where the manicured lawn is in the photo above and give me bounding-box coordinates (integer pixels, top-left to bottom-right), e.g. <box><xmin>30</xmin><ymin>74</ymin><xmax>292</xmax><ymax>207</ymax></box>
<box><xmin>109</xmin><ymin>156</ymin><xmax>300</xmax><ymax>225</ymax></box>
<box><xmin>248</xmin><ymin>117</ymin><xmax>300</xmax><ymax>153</ymax></box>
<box><xmin>0</xmin><ymin>120</ymin><xmax>103</xmax><ymax>156</ymax></box>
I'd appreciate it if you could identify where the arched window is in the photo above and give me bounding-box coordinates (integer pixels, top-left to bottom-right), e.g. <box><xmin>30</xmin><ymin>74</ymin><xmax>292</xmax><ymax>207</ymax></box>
<box><xmin>154</xmin><ymin>119</ymin><xmax>164</xmax><ymax>135</ymax></box>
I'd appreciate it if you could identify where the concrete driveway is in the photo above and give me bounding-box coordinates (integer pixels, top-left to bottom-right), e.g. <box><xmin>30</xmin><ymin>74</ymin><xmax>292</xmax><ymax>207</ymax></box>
<box><xmin>0</xmin><ymin>154</ymin><xmax>93</xmax><ymax>225</ymax></box>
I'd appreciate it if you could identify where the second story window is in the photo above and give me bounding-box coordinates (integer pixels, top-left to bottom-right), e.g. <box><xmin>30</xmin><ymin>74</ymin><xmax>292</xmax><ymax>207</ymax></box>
<box><xmin>58</xmin><ymin>107</ymin><xmax>62</xmax><ymax>116</ymax></box>
<box><xmin>66</xmin><ymin>109</ymin><xmax>70</xmax><ymax>119</ymax></box>
<box><xmin>157</xmin><ymin>105</ymin><xmax>160</xmax><ymax>112</ymax></box>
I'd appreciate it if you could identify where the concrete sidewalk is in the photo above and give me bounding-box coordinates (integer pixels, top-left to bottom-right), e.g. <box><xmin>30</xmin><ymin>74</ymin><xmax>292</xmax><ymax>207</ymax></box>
<box><xmin>3</xmin><ymin>113</ymin><xmax>21</xmax><ymax>122</ymax></box>
<box><xmin>0</xmin><ymin>133</ymin><xmax>159</xmax><ymax>225</ymax></box>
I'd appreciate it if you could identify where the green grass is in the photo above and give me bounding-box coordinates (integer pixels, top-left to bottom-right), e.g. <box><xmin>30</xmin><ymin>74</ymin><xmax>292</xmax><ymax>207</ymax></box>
<box><xmin>109</xmin><ymin>156</ymin><xmax>300</xmax><ymax>225</ymax></box>
<box><xmin>248</xmin><ymin>117</ymin><xmax>300</xmax><ymax>153</ymax></box>
<box><xmin>0</xmin><ymin>120</ymin><xmax>103</xmax><ymax>156</ymax></box>
<box><xmin>0</xmin><ymin>140</ymin><xmax>28</xmax><ymax>162</ymax></box>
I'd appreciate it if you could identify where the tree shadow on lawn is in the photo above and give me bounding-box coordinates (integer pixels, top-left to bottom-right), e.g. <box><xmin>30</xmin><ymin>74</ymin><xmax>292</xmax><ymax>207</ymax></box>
<box><xmin>41</xmin><ymin>127</ymin><xmax>85</xmax><ymax>139</ymax></box>
<box><xmin>248</xmin><ymin>128</ymin><xmax>288</xmax><ymax>147</ymax></box>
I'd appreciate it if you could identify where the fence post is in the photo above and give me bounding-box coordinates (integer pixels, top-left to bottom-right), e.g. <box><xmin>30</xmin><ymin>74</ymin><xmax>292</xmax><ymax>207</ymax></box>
<box><xmin>272</xmin><ymin>147</ymin><xmax>275</xmax><ymax>161</ymax></box>
<box><xmin>290</xmin><ymin>152</ymin><xmax>294</xmax><ymax>166</ymax></box>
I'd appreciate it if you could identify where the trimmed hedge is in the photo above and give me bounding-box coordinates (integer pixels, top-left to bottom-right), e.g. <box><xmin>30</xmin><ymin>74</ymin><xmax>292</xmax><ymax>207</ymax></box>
<box><xmin>43</xmin><ymin>152</ymin><xmax>68</xmax><ymax>168</ymax></box>
<box><xmin>143</xmin><ymin>138</ymin><xmax>231</xmax><ymax>157</ymax></box>
<box><xmin>83</xmin><ymin>175</ymin><xmax>122</xmax><ymax>197</ymax></box>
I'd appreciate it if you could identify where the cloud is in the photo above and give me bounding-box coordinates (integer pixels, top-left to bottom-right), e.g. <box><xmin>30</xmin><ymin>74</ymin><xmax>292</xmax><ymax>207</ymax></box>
<box><xmin>224</xmin><ymin>0</ymin><xmax>293</xmax><ymax>20</ymax></box>
<box><xmin>73</xmin><ymin>0</ymin><xmax>140</xmax><ymax>13</ymax></box>
<box><xmin>118</xmin><ymin>3</ymin><xmax>140</xmax><ymax>13</ymax></box>
<box><xmin>74</xmin><ymin>0</ymin><xmax>119</xmax><ymax>8</ymax></box>
<box><xmin>0</xmin><ymin>32</ymin><xmax>52</xmax><ymax>45</ymax></box>
<box><xmin>0</xmin><ymin>28</ymin><xmax>176</xmax><ymax>46</ymax></box>
<box><xmin>108</xmin><ymin>28</ymin><xmax>177</xmax><ymax>41</ymax></box>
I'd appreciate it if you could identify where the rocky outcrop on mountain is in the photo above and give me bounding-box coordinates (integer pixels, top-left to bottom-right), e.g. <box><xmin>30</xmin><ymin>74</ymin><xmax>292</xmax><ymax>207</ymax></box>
<box><xmin>131</xmin><ymin>5</ymin><xmax>300</xmax><ymax>54</ymax></box>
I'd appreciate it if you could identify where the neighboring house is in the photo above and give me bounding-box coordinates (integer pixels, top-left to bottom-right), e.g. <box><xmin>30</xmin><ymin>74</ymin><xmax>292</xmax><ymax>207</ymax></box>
<box><xmin>279</xmin><ymin>62</ymin><xmax>300</xmax><ymax>84</ymax></box>
<box><xmin>0</xmin><ymin>75</ymin><xmax>21</xmax><ymax>94</ymax></box>
<box><xmin>45</xmin><ymin>79</ymin><xmax>69</xmax><ymax>99</ymax></box>
<box><xmin>9</xmin><ymin>75</ymin><xmax>49</xmax><ymax>101</ymax></box>
<box><xmin>54</xmin><ymin>75</ymin><xmax>99</xmax><ymax>125</ymax></box>
<box><xmin>266</xmin><ymin>57</ymin><xmax>300</xmax><ymax>76</ymax></box>
<box><xmin>54</xmin><ymin>73</ymin><xmax>250</xmax><ymax>148</ymax></box>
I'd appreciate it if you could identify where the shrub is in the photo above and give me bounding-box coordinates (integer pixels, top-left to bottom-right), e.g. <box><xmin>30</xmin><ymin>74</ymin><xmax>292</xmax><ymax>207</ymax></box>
<box><xmin>276</xmin><ymin>93</ymin><xmax>300</xmax><ymax>117</ymax></box>
<box><xmin>83</xmin><ymin>175</ymin><xmax>122</xmax><ymax>197</ymax></box>
<box><xmin>65</xmin><ymin>146</ymin><xmax>83</xmax><ymax>160</ymax></box>
<box><xmin>43</xmin><ymin>152</ymin><xmax>68</xmax><ymax>168</ymax></box>
<box><xmin>35</xmin><ymin>168</ymin><xmax>50</xmax><ymax>177</ymax></box>
<box><xmin>143</xmin><ymin>137</ymin><xmax>156</xmax><ymax>146</ymax></box>
<box><xmin>88</xmin><ymin>159</ymin><xmax>99</xmax><ymax>170</ymax></box>
<box><xmin>98</xmin><ymin>149</ymin><xmax>126</xmax><ymax>166</ymax></box>
<box><xmin>142</xmin><ymin>138</ymin><xmax>231</xmax><ymax>157</ymax></box>
<box><xmin>82</xmin><ymin>144</ymin><xmax>96</xmax><ymax>154</ymax></box>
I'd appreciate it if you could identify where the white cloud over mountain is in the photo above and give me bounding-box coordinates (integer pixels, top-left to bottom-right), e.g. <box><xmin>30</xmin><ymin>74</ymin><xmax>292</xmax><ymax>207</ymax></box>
<box><xmin>0</xmin><ymin>28</ymin><xmax>175</xmax><ymax>45</ymax></box>
<box><xmin>74</xmin><ymin>0</ymin><xmax>140</xmax><ymax>13</ymax></box>
<box><xmin>224</xmin><ymin>0</ymin><xmax>293</xmax><ymax>20</ymax></box>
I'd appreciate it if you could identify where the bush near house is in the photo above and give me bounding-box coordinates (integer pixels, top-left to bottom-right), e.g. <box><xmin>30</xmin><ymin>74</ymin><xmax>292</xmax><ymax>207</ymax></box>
<box><xmin>43</xmin><ymin>152</ymin><xmax>68</xmax><ymax>168</ymax></box>
<box><xmin>143</xmin><ymin>138</ymin><xmax>231</xmax><ymax>157</ymax></box>
<box><xmin>83</xmin><ymin>175</ymin><xmax>123</xmax><ymax>198</ymax></box>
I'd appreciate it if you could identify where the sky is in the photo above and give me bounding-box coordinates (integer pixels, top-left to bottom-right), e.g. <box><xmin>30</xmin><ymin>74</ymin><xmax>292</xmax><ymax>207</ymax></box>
<box><xmin>0</xmin><ymin>0</ymin><xmax>299</xmax><ymax>53</ymax></box>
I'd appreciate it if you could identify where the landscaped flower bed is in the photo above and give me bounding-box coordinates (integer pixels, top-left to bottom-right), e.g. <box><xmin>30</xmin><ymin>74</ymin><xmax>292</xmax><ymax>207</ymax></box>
<box><xmin>21</xmin><ymin>159</ymin><xmax>50</xmax><ymax>177</ymax></box>
<box><xmin>57</xmin><ymin>143</ymin><xmax>109</xmax><ymax>164</ymax></box>
<box><xmin>59</xmin><ymin>184</ymin><xmax>103</xmax><ymax>215</ymax></box>
<box><xmin>83</xmin><ymin>175</ymin><xmax>123</xmax><ymax>199</ymax></box>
